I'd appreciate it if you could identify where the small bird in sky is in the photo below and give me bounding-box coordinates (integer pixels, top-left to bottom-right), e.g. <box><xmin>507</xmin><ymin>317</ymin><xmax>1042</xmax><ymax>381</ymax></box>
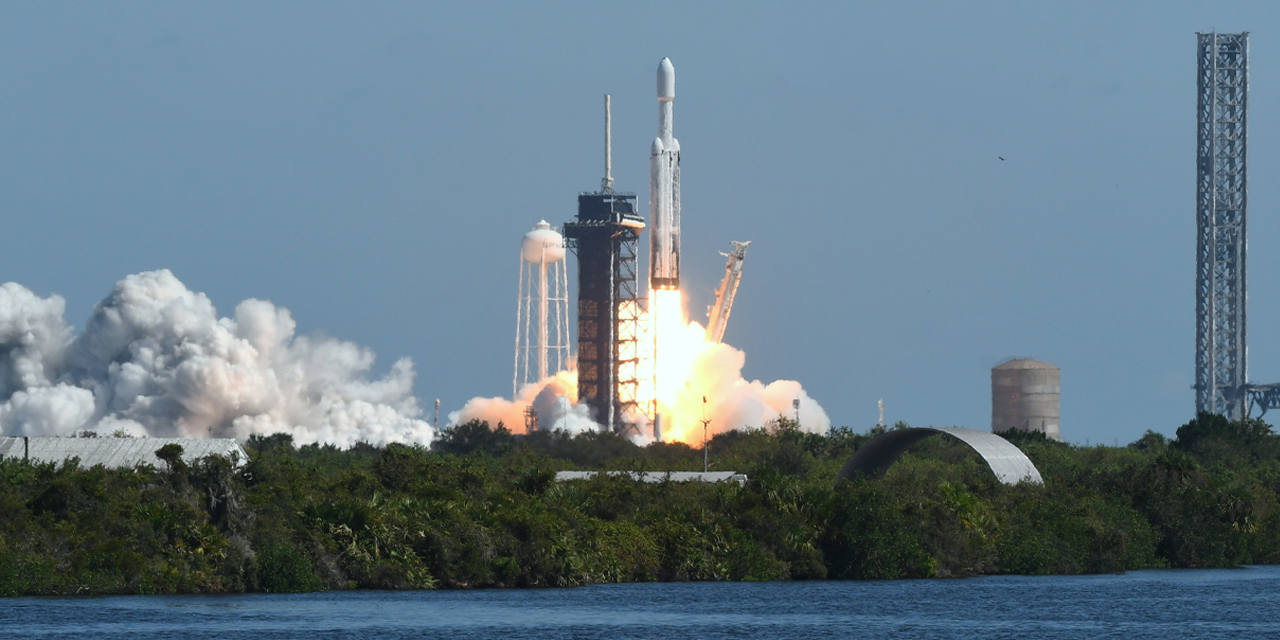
<box><xmin>999</xmin><ymin>156</ymin><xmax>1005</xmax><ymax>161</ymax></box>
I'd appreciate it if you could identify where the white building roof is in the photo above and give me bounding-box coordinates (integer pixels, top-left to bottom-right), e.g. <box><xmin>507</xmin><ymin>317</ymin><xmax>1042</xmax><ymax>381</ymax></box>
<box><xmin>0</xmin><ymin>437</ymin><xmax>248</xmax><ymax>469</ymax></box>
<box><xmin>554</xmin><ymin>470</ymin><xmax>747</xmax><ymax>484</ymax></box>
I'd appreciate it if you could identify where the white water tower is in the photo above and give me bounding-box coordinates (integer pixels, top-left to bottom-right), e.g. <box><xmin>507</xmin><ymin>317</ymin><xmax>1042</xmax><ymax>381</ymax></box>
<box><xmin>513</xmin><ymin>220</ymin><xmax>570</xmax><ymax>397</ymax></box>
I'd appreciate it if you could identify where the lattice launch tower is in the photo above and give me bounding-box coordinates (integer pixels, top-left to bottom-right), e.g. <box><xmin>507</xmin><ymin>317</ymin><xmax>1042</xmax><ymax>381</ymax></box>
<box><xmin>1195</xmin><ymin>32</ymin><xmax>1250</xmax><ymax>419</ymax></box>
<box><xmin>565</xmin><ymin>95</ymin><xmax>646</xmax><ymax>432</ymax></box>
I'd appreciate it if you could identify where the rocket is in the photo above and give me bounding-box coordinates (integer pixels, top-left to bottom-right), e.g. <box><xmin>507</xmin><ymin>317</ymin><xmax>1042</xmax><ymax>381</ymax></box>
<box><xmin>649</xmin><ymin>57</ymin><xmax>681</xmax><ymax>290</ymax></box>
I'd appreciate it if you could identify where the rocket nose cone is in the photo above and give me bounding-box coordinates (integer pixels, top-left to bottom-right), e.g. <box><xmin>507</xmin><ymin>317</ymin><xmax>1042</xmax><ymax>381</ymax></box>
<box><xmin>657</xmin><ymin>57</ymin><xmax>675</xmax><ymax>99</ymax></box>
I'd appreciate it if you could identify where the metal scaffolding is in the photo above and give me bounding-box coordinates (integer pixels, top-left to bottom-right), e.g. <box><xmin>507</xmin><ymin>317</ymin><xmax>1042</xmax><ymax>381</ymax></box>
<box><xmin>564</xmin><ymin>95</ymin><xmax>650</xmax><ymax>434</ymax></box>
<box><xmin>1196</xmin><ymin>32</ymin><xmax>1250</xmax><ymax>419</ymax></box>
<box><xmin>614</xmin><ymin>233</ymin><xmax>647</xmax><ymax>429</ymax></box>
<box><xmin>564</xmin><ymin>193</ymin><xmax>645</xmax><ymax>433</ymax></box>
<box><xmin>705</xmin><ymin>241</ymin><xmax>751</xmax><ymax>344</ymax></box>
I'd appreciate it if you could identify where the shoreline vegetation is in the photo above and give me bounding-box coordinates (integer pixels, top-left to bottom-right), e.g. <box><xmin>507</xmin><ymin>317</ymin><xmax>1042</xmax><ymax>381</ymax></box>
<box><xmin>2</xmin><ymin>413</ymin><xmax>1279</xmax><ymax>596</ymax></box>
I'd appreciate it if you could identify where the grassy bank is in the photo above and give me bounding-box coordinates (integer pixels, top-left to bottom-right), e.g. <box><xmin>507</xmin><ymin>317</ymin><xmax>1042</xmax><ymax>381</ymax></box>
<box><xmin>2</xmin><ymin>412</ymin><xmax>1279</xmax><ymax>595</ymax></box>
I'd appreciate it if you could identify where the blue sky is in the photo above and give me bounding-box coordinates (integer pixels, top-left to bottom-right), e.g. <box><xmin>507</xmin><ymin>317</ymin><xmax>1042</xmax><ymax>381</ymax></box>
<box><xmin>1</xmin><ymin>1</ymin><xmax>1277</xmax><ymax>445</ymax></box>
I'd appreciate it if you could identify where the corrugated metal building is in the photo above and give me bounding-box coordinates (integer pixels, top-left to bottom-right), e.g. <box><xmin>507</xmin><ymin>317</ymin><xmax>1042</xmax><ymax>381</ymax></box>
<box><xmin>0</xmin><ymin>437</ymin><xmax>248</xmax><ymax>469</ymax></box>
<box><xmin>555</xmin><ymin>470</ymin><xmax>747</xmax><ymax>484</ymax></box>
<box><xmin>836</xmin><ymin>426</ymin><xmax>1043</xmax><ymax>485</ymax></box>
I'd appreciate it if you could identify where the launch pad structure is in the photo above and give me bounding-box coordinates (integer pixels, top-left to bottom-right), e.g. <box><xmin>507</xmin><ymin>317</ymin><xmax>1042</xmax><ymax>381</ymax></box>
<box><xmin>564</xmin><ymin>96</ymin><xmax>648</xmax><ymax>433</ymax></box>
<box><xmin>1194</xmin><ymin>32</ymin><xmax>1280</xmax><ymax>419</ymax></box>
<box><xmin>562</xmin><ymin>59</ymin><xmax>748</xmax><ymax>436</ymax></box>
<box><xmin>564</xmin><ymin>191</ymin><xmax>645</xmax><ymax>432</ymax></box>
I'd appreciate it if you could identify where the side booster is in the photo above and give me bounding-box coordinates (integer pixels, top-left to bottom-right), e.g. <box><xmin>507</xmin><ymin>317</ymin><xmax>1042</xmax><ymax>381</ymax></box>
<box><xmin>649</xmin><ymin>57</ymin><xmax>681</xmax><ymax>290</ymax></box>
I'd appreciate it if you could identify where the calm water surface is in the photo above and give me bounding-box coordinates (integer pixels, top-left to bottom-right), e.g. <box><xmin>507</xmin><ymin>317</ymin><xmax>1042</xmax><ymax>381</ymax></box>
<box><xmin>3</xmin><ymin>566</ymin><xmax>1279</xmax><ymax>639</ymax></box>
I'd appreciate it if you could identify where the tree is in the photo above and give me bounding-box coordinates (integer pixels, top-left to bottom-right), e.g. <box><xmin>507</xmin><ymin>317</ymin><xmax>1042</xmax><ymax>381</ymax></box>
<box><xmin>433</xmin><ymin>420</ymin><xmax>513</xmax><ymax>456</ymax></box>
<box><xmin>156</xmin><ymin>443</ymin><xmax>186</xmax><ymax>472</ymax></box>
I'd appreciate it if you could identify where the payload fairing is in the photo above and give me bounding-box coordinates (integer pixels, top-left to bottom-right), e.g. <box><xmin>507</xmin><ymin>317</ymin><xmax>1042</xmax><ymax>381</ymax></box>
<box><xmin>649</xmin><ymin>57</ymin><xmax>681</xmax><ymax>290</ymax></box>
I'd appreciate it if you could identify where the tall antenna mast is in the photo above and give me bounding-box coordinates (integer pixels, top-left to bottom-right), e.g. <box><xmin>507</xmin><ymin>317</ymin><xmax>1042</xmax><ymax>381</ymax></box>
<box><xmin>602</xmin><ymin>94</ymin><xmax>614</xmax><ymax>193</ymax></box>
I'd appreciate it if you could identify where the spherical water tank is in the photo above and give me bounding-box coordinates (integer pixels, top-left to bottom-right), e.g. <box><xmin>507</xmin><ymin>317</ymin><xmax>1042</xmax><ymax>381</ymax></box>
<box><xmin>522</xmin><ymin>220</ymin><xmax>565</xmax><ymax>263</ymax></box>
<box><xmin>991</xmin><ymin>358</ymin><xmax>1060</xmax><ymax>441</ymax></box>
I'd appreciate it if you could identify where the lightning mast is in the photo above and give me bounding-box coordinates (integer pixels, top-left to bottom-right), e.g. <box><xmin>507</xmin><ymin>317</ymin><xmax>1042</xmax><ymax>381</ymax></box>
<box><xmin>1195</xmin><ymin>32</ymin><xmax>1249</xmax><ymax>419</ymax></box>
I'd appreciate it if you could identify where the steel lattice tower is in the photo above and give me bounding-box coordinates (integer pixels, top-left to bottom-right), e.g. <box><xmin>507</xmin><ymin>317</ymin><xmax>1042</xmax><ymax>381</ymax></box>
<box><xmin>1196</xmin><ymin>32</ymin><xmax>1250</xmax><ymax>419</ymax></box>
<box><xmin>563</xmin><ymin>192</ymin><xmax>644</xmax><ymax>433</ymax></box>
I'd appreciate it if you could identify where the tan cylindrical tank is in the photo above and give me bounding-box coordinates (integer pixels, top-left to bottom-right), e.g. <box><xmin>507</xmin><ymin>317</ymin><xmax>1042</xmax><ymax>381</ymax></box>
<box><xmin>991</xmin><ymin>358</ymin><xmax>1060</xmax><ymax>441</ymax></box>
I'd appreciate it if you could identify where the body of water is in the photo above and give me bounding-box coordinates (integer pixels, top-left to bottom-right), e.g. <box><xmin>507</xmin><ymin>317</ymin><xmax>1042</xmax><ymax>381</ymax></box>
<box><xmin>3</xmin><ymin>566</ymin><xmax>1279</xmax><ymax>639</ymax></box>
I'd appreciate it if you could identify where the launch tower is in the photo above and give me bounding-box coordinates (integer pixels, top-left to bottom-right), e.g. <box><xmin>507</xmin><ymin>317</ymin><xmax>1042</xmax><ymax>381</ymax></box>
<box><xmin>565</xmin><ymin>96</ymin><xmax>646</xmax><ymax>432</ymax></box>
<box><xmin>1195</xmin><ymin>32</ymin><xmax>1250</xmax><ymax>419</ymax></box>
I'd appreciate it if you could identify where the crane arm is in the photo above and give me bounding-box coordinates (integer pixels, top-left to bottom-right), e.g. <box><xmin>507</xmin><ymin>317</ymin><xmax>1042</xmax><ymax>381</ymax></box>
<box><xmin>705</xmin><ymin>241</ymin><xmax>751</xmax><ymax>343</ymax></box>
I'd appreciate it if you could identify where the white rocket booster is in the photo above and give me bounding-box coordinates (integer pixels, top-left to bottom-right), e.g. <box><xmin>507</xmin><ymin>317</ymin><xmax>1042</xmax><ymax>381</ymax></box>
<box><xmin>650</xmin><ymin>57</ymin><xmax>681</xmax><ymax>290</ymax></box>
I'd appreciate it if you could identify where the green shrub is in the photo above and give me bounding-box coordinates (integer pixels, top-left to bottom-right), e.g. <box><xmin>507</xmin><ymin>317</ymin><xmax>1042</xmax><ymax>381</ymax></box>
<box><xmin>3</xmin><ymin>412</ymin><xmax>1280</xmax><ymax>596</ymax></box>
<box><xmin>255</xmin><ymin>539</ymin><xmax>323</xmax><ymax>593</ymax></box>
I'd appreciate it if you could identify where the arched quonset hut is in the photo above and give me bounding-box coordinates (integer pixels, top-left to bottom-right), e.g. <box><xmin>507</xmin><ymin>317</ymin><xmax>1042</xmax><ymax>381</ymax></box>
<box><xmin>836</xmin><ymin>427</ymin><xmax>1042</xmax><ymax>485</ymax></box>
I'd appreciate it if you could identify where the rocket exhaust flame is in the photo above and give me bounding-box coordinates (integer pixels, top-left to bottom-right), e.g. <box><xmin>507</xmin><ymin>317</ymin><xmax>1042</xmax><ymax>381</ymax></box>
<box><xmin>639</xmin><ymin>289</ymin><xmax>829</xmax><ymax>444</ymax></box>
<box><xmin>456</xmin><ymin>305</ymin><xmax>831</xmax><ymax>445</ymax></box>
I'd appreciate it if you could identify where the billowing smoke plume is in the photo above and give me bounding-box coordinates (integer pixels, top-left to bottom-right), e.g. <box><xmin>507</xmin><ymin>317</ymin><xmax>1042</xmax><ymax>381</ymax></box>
<box><xmin>672</xmin><ymin>339</ymin><xmax>830</xmax><ymax>440</ymax></box>
<box><xmin>450</xmin><ymin>327</ymin><xmax>829</xmax><ymax>444</ymax></box>
<box><xmin>450</xmin><ymin>368</ymin><xmax>598</xmax><ymax>435</ymax></box>
<box><xmin>0</xmin><ymin>270</ymin><xmax>433</xmax><ymax>447</ymax></box>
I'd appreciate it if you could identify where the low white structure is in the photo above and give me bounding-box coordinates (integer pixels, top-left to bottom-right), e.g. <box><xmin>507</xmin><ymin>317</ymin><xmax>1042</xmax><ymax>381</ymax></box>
<box><xmin>0</xmin><ymin>437</ymin><xmax>248</xmax><ymax>469</ymax></box>
<box><xmin>555</xmin><ymin>470</ymin><xmax>747</xmax><ymax>484</ymax></box>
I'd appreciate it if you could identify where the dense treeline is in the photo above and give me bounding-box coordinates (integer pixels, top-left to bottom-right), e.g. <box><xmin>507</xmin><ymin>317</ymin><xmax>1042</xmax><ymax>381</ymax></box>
<box><xmin>2</xmin><ymin>412</ymin><xmax>1280</xmax><ymax>596</ymax></box>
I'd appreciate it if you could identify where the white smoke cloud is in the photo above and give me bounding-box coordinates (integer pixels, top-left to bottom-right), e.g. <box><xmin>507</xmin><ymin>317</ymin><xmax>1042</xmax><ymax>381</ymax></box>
<box><xmin>641</xmin><ymin>338</ymin><xmax>830</xmax><ymax>445</ymax></box>
<box><xmin>449</xmin><ymin>368</ymin><xmax>598</xmax><ymax>435</ymax></box>
<box><xmin>0</xmin><ymin>282</ymin><xmax>74</xmax><ymax>396</ymax></box>
<box><xmin>0</xmin><ymin>270</ymin><xmax>433</xmax><ymax>447</ymax></box>
<box><xmin>448</xmin><ymin>330</ymin><xmax>830</xmax><ymax>444</ymax></box>
<box><xmin>0</xmin><ymin>385</ymin><xmax>96</xmax><ymax>437</ymax></box>
<box><xmin>678</xmin><ymin>340</ymin><xmax>831</xmax><ymax>438</ymax></box>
